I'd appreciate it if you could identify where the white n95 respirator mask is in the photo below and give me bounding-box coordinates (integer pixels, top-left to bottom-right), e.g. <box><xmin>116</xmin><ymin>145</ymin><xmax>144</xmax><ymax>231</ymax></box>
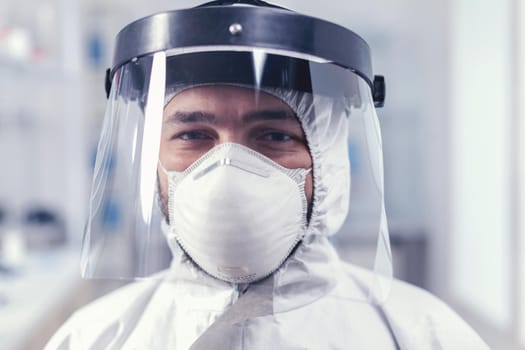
<box><xmin>160</xmin><ymin>142</ymin><xmax>310</xmax><ymax>283</ymax></box>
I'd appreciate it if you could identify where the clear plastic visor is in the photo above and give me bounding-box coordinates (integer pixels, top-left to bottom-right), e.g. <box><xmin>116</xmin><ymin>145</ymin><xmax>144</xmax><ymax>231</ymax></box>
<box><xmin>81</xmin><ymin>48</ymin><xmax>392</xmax><ymax>303</ymax></box>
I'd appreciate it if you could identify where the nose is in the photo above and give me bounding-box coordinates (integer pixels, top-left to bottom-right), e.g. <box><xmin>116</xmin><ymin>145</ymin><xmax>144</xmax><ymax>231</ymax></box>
<box><xmin>215</xmin><ymin>129</ymin><xmax>246</xmax><ymax>147</ymax></box>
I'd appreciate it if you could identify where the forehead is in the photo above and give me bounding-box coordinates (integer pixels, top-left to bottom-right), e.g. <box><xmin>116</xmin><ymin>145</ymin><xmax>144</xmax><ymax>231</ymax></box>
<box><xmin>164</xmin><ymin>85</ymin><xmax>294</xmax><ymax>116</ymax></box>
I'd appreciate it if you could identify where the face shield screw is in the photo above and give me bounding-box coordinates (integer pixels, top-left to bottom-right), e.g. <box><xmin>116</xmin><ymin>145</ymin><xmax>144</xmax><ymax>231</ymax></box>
<box><xmin>229</xmin><ymin>23</ymin><xmax>243</xmax><ymax>35</ymax></box>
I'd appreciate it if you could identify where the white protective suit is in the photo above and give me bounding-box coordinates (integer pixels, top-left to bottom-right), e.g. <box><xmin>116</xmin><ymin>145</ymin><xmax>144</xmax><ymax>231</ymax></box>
<box><xmin>46</xmin><ymin>72</ymin><xmax>490</xmax><ymax>350</ymax></box>
<box><xmin>45</xmin><ymin>234</ymin><xmax>489</xmax><ymax>349</ymax></box>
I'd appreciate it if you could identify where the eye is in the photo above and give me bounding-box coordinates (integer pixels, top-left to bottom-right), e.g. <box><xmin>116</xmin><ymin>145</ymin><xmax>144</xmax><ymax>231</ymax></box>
<box><xmin>258</xmin><ymin>132</ymin><xmax>293</xmax><ymax>142</ymax></box>
<box><xmin>175</xmin><ymin>130</ymin><xmax>212</xmax><ymax>141</ymax></box>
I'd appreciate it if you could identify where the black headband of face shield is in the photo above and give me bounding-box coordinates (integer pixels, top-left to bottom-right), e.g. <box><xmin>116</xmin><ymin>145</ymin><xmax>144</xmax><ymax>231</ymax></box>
<box><xmin>109</xmin><ymin>51</ymin><xmax>316</xmax><ymax>104</ymax></box>
<box><xmin>165</xmin><ymin>51</ymin><xmax>314</xmax><ymax>92</ymax></box>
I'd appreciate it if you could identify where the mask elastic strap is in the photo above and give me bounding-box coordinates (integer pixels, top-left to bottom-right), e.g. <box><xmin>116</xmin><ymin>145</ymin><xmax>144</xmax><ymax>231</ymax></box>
<box><xmin>158</xmin><ymin>160</ymin><xmax>169</xmax><ymax>176</ymax></box>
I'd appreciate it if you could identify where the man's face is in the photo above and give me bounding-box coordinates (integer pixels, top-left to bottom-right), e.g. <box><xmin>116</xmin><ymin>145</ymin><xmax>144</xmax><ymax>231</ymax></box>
<box><xmin>158</xmin><ymin>85</ymin><xmax>313</xmax><ymax>218</ymax></box>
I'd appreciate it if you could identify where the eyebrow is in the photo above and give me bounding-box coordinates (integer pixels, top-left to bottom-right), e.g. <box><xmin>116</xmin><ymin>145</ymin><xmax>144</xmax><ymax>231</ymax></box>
<box><xmin>242</xmin><ymin>110</ymin><xmax>298</xmax><ymax>123</ymax></box>
<box><xmin>165</xmin><ymin>111</ymin><xmax>217</xmax><ymax>124</ymax></box>
<box><xmin>164</xmin><ymin>109</ymin><xmax>297</xmax><ymax>125</ymax></box>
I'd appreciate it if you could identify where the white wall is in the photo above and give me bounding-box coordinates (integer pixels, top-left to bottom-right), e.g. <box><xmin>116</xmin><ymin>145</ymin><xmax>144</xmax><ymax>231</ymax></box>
<box><xmin>517</xmin><ymin>0</ymin><xmax>525</xmax><ymax>345</ymax></box>
<box><xmin>449</xmin><ymin>0</ymin><xmax>513</xmax><ymax>328</ymax></box>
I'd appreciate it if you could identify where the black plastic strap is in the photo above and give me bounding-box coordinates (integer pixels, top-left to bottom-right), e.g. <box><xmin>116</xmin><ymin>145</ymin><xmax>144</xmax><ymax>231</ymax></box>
<box><xmin>105</xmin><ymin>68</ymin><xmax>112</xmax><ymax>98</ymax></box>
<box><xmin>373</xmin><ymin>75</ymin><xmax>386</xmax><ymax>108</ymax></box>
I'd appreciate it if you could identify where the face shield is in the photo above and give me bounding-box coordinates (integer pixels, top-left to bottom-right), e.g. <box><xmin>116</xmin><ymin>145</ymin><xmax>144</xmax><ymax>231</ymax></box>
<box><xmin>81</xmin><ymin>2</ymin><xmax>391</xmax><ymax>303</ymax></box>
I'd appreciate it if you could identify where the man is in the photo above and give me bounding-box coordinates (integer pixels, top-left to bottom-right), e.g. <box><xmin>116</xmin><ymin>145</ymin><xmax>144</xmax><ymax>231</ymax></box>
<box><xmin>46</xmin><ymin>1</ymin><xmax>490</xmax><ymax>349</ymax></box>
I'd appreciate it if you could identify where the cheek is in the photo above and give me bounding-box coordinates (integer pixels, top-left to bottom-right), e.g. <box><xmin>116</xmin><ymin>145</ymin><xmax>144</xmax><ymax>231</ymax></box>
<box><xmin>160</xmin><ymin>143</ymin><xmax>201</xmax><ymax>172</ymax></box>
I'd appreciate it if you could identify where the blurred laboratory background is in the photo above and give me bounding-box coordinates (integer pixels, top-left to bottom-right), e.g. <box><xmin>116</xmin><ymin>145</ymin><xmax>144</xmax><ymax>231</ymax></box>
<box><xmin>0</xmin><ymin>0</ymin><xmax>523</xmax><ymax>349</ymax></box>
